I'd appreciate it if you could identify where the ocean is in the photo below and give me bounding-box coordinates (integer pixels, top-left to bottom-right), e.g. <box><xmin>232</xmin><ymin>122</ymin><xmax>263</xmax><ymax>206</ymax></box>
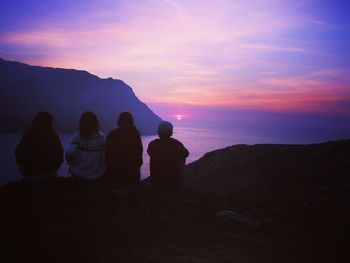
<box><xmin>1</xmin><ymin>122</ymin><xmax>349</xmax><ymax>186</ymax></box>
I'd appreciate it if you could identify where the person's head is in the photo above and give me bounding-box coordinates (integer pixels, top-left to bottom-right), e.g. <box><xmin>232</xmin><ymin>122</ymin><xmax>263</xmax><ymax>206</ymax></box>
<box><xmin>158</xmin><ymin>121</ymin><xmax>173</xmax><ymax>139</ymax></box>
<box><xmin>31</xmin><ymin>112</ymin><xmax>54</xmax><ymax>131</ymax></box>
<box><xmin>117</xmin><ymin>112</ymin><xmax>134</xmax><ymax>128</ymax></box>
<box><xmin>79</xmin><ymin>111</ymin><xmax>99</xmax><ymax>139</ymax></box>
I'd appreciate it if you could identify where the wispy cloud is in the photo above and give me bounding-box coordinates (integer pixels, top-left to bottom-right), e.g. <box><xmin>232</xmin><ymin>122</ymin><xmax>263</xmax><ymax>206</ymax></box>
<box><xmin>0</xmin><ymin>0</ymin><xmax>349</xmax><ymax>115</ymax></box>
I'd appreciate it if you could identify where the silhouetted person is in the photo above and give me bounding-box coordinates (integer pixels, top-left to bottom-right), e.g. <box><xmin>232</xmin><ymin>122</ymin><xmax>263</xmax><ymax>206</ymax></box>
<box><xmin>15</xmin><ymin>112</ymin><xmax>63</xmax><ymax>180</ymax></box>
<box><xmin>105</xmin><ymin>112</ymin><xmax>143</xmax><ymax>188</ymax></box>
<box><xmin>147</xmin><ymin>121</ymin><xmax>189</xmax><ymax>190</ymax></box>
<box><xmin>65</xmin><ymin>111</ymin><xmax>105</xmax><ymax>180</ymax></box>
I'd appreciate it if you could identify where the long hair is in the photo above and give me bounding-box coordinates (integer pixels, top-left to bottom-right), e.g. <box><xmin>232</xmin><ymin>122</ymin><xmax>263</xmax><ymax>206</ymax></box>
<box><xmin>79</xmin><ymin>111</ymin><xmax>99</xmax><ymax>139</ymax></box>
<box><xmin>117</xmin><ymin>112</ymin><xmax>134</xmax><ymax>128</ymax></box>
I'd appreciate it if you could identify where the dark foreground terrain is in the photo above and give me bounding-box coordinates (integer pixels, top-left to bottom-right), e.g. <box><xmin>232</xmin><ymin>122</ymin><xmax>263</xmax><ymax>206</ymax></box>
<box><xmin>1</xmin><ymin>140</ymin><xmax>350</xmax><ymax>263</ymax></box>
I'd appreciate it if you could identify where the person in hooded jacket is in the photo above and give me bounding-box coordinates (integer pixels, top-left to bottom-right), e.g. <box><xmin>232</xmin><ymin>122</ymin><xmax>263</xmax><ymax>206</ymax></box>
<box><xmin>105</xmin><ymin>112</ymin><xmax>143</xmax><ymax>187</ymax></box>
<box><xmin>15</xmin><ymin>112</ymin><xmax>63</xmax><ymax>180</ymax></box>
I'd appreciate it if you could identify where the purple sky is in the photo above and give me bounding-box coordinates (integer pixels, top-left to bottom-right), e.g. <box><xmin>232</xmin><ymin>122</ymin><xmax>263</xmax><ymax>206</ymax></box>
<box><xmin>1</xmin><ymin>0</ymin><xmax>350</xmax><ymax>126</ymax></box>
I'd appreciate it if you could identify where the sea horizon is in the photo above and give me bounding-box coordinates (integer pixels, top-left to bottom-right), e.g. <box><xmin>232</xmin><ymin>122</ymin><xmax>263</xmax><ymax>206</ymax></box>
<box><xmin>1</xmin><ymin>121</ymin><xmax>349</xmax><ymax>186</ymax></box>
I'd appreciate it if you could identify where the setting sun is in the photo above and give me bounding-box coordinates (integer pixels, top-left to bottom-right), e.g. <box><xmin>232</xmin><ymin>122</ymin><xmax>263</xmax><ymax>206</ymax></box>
<box><xmin>175</xmin><ymin>114</ymin><xmax>184</xmax><ymax>121</ymax></box>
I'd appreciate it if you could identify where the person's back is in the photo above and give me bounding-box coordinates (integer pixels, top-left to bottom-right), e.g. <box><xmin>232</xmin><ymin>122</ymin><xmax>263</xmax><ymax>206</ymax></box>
<box><xmin>15</xmin><ymin>112</ymin><xmax>63</xmax><ymax>178</ymax></box>
<box><xmin>105</xmin><ymin>112</ymin><xmax>143</xmax><ymax>187</ymax></box>
<box><xmin>147</xmin><ymin>121</ymin><xmax>189</xmax><ymax>190</ymax></box>
<box><xmin>65</xmin><ymin>112</ymin><xmax>105</xmax><ymax>180</ymax></box>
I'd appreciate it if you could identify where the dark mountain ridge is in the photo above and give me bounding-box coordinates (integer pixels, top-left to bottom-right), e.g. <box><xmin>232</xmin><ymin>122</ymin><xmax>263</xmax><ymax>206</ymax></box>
<box><xmin>0</xmin><ymin>57</ymin><xmax>162</xmax><ymax>134</ymax></box>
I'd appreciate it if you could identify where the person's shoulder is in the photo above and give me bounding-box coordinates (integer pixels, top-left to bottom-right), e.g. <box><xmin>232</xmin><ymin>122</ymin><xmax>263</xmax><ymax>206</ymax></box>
<box><xmin>107</xmin><ymin>128</ymin><xmax>125</xmax><ymax>142</ymax></box>
<box><xmin>107</xmin><ymin>128</ymin><xmax>121</xmax><ymax>137</ymax></box>
<box><xmin>147</xmin><ymin>139</ymin><xmax>161</xmax><ymax>153</ymax></box>
<box><xmin>171</xmin><ymin>138</ymin><xmax>188</xmax><ymax>149</ymax></box>
<box><xmin>112</xmin><ymin>126</ymin><xmax>141</xmax><ymax>138</ymax></box>
<box><xmin>170</xmin><ymin>138</ymin><xmax>183</xmax><ymax>145</ymax></box>
<box><xmin>148</xmin><ymin>138</ymin><xmax>161</xmax><ymax>145</ymax></box>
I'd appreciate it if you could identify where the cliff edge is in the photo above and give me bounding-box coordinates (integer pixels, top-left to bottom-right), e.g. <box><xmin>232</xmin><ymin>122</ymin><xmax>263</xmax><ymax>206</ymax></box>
<box><xmin>0</xmin><ymin>58</ymin><xmax>162</xmax><ymax>134</ymax></box>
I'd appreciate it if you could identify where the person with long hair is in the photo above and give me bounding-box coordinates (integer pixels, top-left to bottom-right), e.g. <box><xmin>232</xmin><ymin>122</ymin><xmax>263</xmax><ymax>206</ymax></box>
<box><xmin>15</xmin><ymin>112</ymin><xmax>63</xmax><ymax>180</ymax></box>
<box><xmin>65</xmin><ymin>111</ymin><xmax>105</xmax><ymax>180</ymax></box>
<box><xmin>105</xmin><ymin>112</ymin><xmax>143</xmax><ymax>187</ymax></box>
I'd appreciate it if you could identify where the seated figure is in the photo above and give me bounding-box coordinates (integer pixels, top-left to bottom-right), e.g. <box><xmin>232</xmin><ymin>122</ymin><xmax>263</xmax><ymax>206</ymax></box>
<box><xmin>105</xmin><ymin>112</ymin><xmax>143</xmax><ymax>188</ymax></box>
<box><xmin>147</xmin><ymin>121</ymin><xmax>189</xmax><ymax>190</ymax></box>
<box><xmin>65</xmin><ymin>111</ymin><xmax>105</xmax><ymax>180</ymax></box>
<box><xmin>15</xmin><ymin>112</ymin><xmax>63</xmax><ymax>180</ymax></box>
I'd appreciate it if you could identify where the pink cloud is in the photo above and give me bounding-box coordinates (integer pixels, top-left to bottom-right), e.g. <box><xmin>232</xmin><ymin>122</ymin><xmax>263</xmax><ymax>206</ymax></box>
<box><xmin>1</xmin><ymin>0</ymin><xmax>349</xmax><ymax>115</ymax></box>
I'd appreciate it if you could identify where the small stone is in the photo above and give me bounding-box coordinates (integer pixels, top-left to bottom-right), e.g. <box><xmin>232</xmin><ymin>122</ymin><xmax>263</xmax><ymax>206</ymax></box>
<box><xmin>216</xmin><ymin>210</ymin><xmax>259</xmax><ymax>226</ymax></box>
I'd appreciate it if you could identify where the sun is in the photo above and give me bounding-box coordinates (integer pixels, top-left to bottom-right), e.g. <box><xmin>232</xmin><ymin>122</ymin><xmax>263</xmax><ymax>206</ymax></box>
<box><xmin>175</xmin><ymin>114</ymin><xmax>183</xmax><ymax>120</ymax></box>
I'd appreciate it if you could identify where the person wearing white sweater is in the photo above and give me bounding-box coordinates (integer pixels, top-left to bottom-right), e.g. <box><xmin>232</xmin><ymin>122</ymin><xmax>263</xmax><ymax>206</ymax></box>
<box><xmin>65</xmin><ymin>112</ymin><xmax>105</xmax><ymax>180</ymax></box>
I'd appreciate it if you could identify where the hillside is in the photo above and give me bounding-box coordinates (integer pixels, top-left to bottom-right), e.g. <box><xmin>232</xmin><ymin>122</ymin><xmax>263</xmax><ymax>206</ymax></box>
<box><xmin>185</xmin><ymin>139</ymin><xmax>350</xmax><ymax>195</ymax></box>
<box><xmin>0</xmin><ymin>140</ymin><xmax>349</xmax><ymax>262</ymax></box>
<box><xmin>0</xmin><ymin>58</ymin><xmax>162</xmax><ymax>134</ymax></box>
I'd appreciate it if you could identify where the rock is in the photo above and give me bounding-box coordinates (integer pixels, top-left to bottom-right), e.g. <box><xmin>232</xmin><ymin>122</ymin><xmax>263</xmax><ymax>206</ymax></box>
<box><xmin>185</xmin><ymin>139</ymin><xmax>350</xmax><ymax>195</ymax></box>
<box><xmin>216</xmin><ymin>210</ymin><xmax>259</xmax><ymax>226</ymax></box>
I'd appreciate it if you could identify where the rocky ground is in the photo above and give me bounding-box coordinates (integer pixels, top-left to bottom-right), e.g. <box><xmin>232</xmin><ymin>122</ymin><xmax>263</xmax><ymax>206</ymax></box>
<box><xmin>1</xmin><ymin>139</ymin><xmax>349</xmax><ymax>263</ymax></box>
